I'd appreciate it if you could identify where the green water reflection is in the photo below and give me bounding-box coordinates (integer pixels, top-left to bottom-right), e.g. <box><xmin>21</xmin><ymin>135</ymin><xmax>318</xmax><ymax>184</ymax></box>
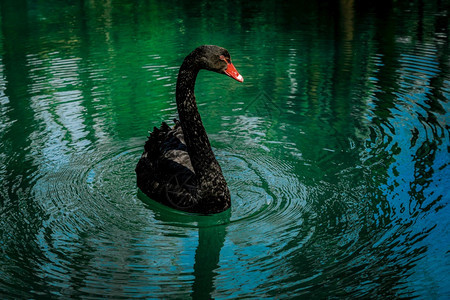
<box><xmin>0</xmin><ymin>0</ymin><xmax>449</xmax><ymax>298</ymax></box>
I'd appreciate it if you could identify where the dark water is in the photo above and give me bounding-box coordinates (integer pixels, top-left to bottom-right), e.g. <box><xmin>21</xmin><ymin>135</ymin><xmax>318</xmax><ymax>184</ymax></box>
<box><xmin>1</xmin><ymin>0</ymin><xmax>449</xmax><ymax>298</ymax></box>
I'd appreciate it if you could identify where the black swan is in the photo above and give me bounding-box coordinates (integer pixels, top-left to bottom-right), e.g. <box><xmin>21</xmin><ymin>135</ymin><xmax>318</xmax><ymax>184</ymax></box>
<box><xmin>135</xmin><ymin>45</ymin><xmax>243</xmax><ymax>214</ymax></box>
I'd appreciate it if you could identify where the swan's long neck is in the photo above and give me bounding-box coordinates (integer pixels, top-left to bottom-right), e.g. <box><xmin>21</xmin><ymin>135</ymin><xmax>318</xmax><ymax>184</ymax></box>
<box><xmin>176</xmin><ymin>59</ymin><xmax>230</xmax><ymax>207</ymax></box>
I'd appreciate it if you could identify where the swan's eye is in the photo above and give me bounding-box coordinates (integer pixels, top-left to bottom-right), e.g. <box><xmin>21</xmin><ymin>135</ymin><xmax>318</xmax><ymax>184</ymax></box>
<box><xmin>219</xmin><ymin>55</ymin><xmax>231</xmax><ymax>64</ymax></box>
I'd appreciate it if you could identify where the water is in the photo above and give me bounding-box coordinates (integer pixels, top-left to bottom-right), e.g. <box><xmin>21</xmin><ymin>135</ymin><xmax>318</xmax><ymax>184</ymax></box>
<box><xmin>1</xmin><ymin>0</ymin><xmax>449</xmax><ymax>298</ymax></box>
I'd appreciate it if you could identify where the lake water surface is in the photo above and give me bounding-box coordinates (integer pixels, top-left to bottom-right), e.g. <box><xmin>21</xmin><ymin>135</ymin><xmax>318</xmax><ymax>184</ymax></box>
<box><xmin>0</xmin><ymin>0</ymin><xmax>449</xmax><ymax>298</ymax></box>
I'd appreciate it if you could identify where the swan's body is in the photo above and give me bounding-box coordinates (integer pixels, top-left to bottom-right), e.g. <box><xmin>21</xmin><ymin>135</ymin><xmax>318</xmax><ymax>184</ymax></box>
<box><xmin>135</xmin><ymin>45</ymin><xmax>243</xmax><ymax>214</ymax></box>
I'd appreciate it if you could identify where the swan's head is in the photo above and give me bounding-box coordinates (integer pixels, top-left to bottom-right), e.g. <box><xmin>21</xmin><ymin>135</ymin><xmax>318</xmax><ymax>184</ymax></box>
<box><xmin>195</xmin><ymin>45</ymin><xmax>244</xmax><ymax>83</ymax></box>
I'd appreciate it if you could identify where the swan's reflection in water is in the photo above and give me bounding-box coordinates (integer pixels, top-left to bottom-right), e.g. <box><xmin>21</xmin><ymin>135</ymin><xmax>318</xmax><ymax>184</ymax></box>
<box><xmin>139</xmin><ymin>190</ymin><xmax>229</xmax><ymax>298</ymax></box>
<box><xmin>191</xmin><ymin>223</ymin><xmax>227</xmax><ymax>299</ymax></box>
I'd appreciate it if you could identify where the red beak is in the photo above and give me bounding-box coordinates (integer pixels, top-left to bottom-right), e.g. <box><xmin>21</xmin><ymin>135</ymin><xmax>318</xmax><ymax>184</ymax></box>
<box><xmin>224</xmin><ymin>62</ymin><xmax>244</xmax><ymax>83</ymax></box>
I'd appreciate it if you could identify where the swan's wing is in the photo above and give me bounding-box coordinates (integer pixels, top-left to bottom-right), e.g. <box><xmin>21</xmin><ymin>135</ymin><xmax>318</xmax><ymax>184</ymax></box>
<box><xmin>136</xmin><ymin>120</ymin><xmax>198</xmax><ymax>209</ymax></box>
<box><xmin>159</xmin><ymin>123</ymin><xmax>194</xmax><ymax>173</ymax></box>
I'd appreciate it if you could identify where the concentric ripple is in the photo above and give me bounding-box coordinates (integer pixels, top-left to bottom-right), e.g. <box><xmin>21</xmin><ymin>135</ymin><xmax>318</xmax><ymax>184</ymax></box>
<box><xmin>5</xmin><ymin>143</ymin><xmax>317</xmax><ymax>298</ymax></box>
